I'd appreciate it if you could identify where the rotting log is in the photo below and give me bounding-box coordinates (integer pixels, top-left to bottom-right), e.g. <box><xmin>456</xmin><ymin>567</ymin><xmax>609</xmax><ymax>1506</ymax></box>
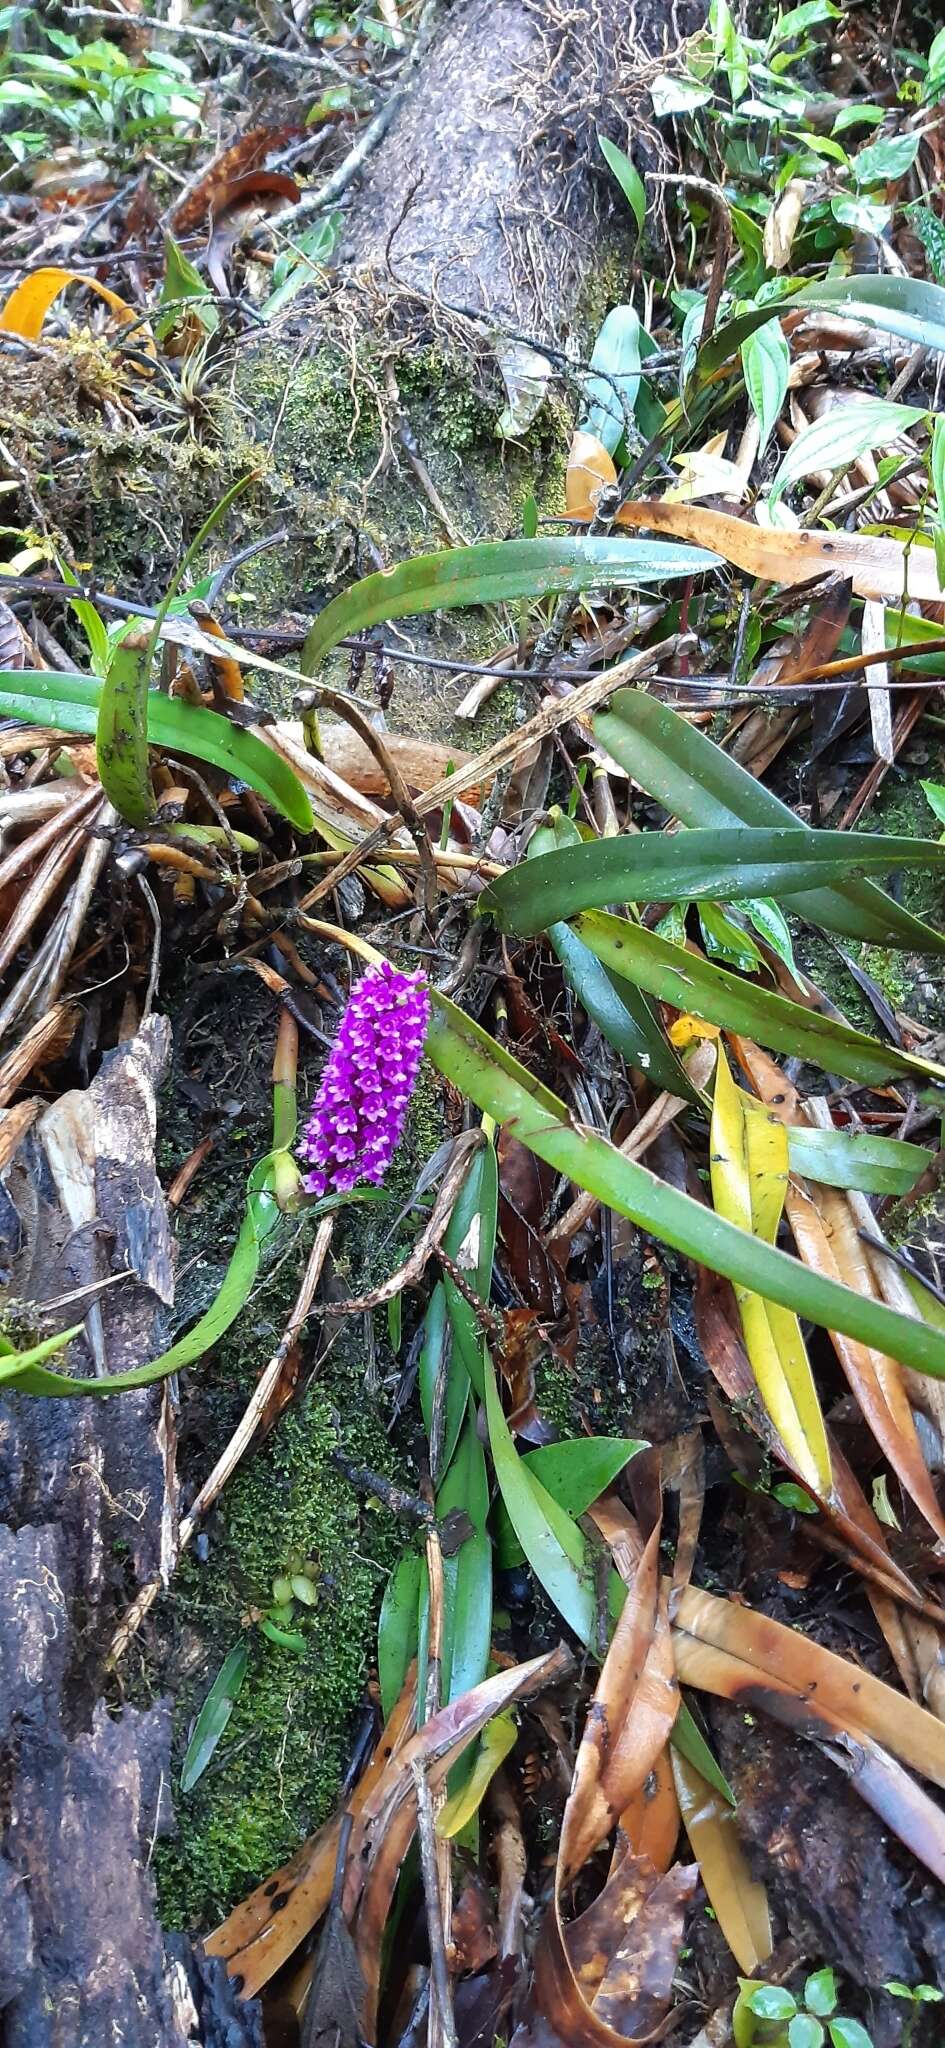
<box><xmin>0</xmin><ymin>1021</ymin><xmax>262</xmax><ymax>2045</ymax></box>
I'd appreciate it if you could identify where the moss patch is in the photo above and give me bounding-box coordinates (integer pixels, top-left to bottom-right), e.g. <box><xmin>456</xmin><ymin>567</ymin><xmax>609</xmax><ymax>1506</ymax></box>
<box><xmin>155</xmin><ymin>1372</ymin><xmax>401</xmax><ymax>1930</ymax></box>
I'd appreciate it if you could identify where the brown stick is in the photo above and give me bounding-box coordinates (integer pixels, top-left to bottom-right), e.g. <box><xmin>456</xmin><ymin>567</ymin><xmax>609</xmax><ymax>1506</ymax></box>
<box><xmin>294</xmin><ymin>637</ymin><xmax>685</xmax><ymax>914</ymax></box>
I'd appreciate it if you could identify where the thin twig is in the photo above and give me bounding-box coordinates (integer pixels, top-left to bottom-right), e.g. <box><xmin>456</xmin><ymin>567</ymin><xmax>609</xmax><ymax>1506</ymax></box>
<box><xmin>293</xmin><ymin>636</ymin><xmax>685</xmax><ymax>914</ymax></box>
<box><xmin>295</xmin><ymin>683</ymin><xmax>439</xmax><ymax>921</ymax></box>
<box><xmin>62</xmin><ymin>4</ymin><xmax>351</xmax><ymax>75</ymax></box>
<box><xmin>247</xmin><ymin>0</ymin><xmax>441</xmax><ymax>245</ymax></box>
<box><xmin>411</xmin><ymin>1755</ymin><xmax>458</xmax><ymax>2048</ymax></box>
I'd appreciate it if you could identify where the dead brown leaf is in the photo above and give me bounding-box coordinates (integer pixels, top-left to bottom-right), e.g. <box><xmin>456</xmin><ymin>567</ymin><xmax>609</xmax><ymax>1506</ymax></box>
<box><xmin>560</xmin><ymin>1524</ymin><xmax>678</xmax><ymax>1883</ymax></box>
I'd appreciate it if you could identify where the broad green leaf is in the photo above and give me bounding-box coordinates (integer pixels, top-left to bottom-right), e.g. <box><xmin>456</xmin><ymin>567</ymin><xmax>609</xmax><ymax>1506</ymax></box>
<box><xmin>711</xmin><ymin>1050</ymin><xmax>831</xmax><ymax>1496</ymax></box>
<box><xmin>831</xmin><ymin>193</ymin><xmax>893</xmax><ymax>235</ymax></box>
<box><xmin>789</xmin><ymin>2019</ymin><xmax>825</xmax><ymax>2048</ymax></box>
<box><xmin>481</xmin><ymin>828</ymin><xmax>945</xmax><ymax>936</ymax></box>
<box><xmin>741</xmin><ymin>316</ymin><xmax>790</xmax><ymax>452</ymax></box>
<box><xmin>484</xmin><ymin>1354</ymin><xmax>734</xmax><ymax>1802</ymax></box>
<box><xmin>592</xmin><ymin>690</ymin><xmax>945</xmax><ymax>952</ymax></box>
<box><xmin>378</xmin><ymin>1548</ymin><xmax>422</xmax><ymax>1719</ymax></box>
<box><xmin>827</xmin><ymin>2023</ymin><xmax>873</xmax><ymax>2048</ymax></box>
<box><xmin>805</xmin><ymin>1968</ymin><xmax>838</xmax><ymax>2016</ymax></box>
<box><xmin>650</xmin><ymin>73</ymin><xmax>714</xmax><ymax>115</ymax></box>
<box><xmin>180</xmin><ymin>1644</ymin><xmax>249</xmax><ymax>1793</ymax></box>
<box><xmin>156</xmin><ymin>232</ymin><xmax>218</xmax><ymax>340</ymax></box>
<box><xmin>494</xmin><ymin>1436</ymin><xmax>646</xmax><ymax>1568</ymax></box>
<box><xmin>437</xmin><ymin>1414</ymin><xmax>492</xmax><ymax>1704</ymax></box>
<box><xmin>0</xmin><ymin>671</ymin><xmax>314</xmax><ymax>832</ymax></box>
<box><xmin>580</xmin><ymin>305</ymin><xmax>642</xmax><ymax>454</ymax></box>
<box><xmin>96</xmin><ymin>634</ymin><xmax>154</xmax><ymax>827</ymax></box>
<box><xmin>299</xmin><ymin>539</ymin><xmax>722</xmax><ymax>673</ymax></box>
<box><xmin>419</xmin><ymin>1284</ymin><xmax>462</xmax><ymax>1472</ymax></box>
<box><xmin>436</xmin><ymin>1711</ymin><xmax>517</xmax><ymax>1837</ymax></box>
<box><xmin>922</xmin><ymin>779</ymin><xmax>945</xmax><ymax>831</ymax></box>
<box><xmin>853</xmin><ymin>131</ymin><xmax>921</xmax><ymax>187</ymax></box>
<box><xmin>770</xmin><ymin>0</ymin><xmax>840</xmax><ymax>41</ymax></box>
<box><xmin>423</xmin><ymin>992</ymin><xmax>945</xmax><ymax>1380</ymax></box>
<box><xmin>746</xmin><ymin>1985</ymin><xmax>797</xmax><ymax>2020</ymax></box>
<box><xmin>598</xmin><ymin>133</ymin><xmax>645</xmax><ymax>235</ymax></box>
<box><xmin>832</xmin><ymin>103</ymin><xmax>887</xmax><ymax>133</ymax></box>
<box><xmin>551</xmin><ymin>920</ymin><xmax>695</xmax><ymax>1095</ymax></box>
<box><xmin>927</xmin><ymin>25</ymin><xmax>945</xmax><ymax>100</ymax></box>
<box><xmin>741</xmin><ymin>896</ymin><xmax>797</xmax><ymax>972</ymax></box>
<box><xmin>698</xmin><ymin>902</ymin><xmax>765</xmax><ymax>974</ymax></box>
<box><xmin>439</xmin><ymin>1135</ymin><xmax>498</xmax><ymax>1408</ymax></box>
<box><xmin>573</xmin><ymin>905</ymin><xmax>945</xmax><ymax>1088</ymax></box>
<box><xmin>769</xmin><ymin>399</ymin><xmax>926</xmax><ymax>508</ymax></box>
<box><xmin>797</xmin><ymin>273</ymin><xmax>945</xmax><ymax>350</ymax></box>
<box><xmin>528</xmin><ymin>816</ymin><xmax>691</xmax><ymax>1094</ymax></box>
<box><xmin>485</xmin><ymin>1351</ymin><xmax>600</xmax><ymax>1644</ymax></box>
<box><xmin>787</xmin><ymin>1125</ymin><xmax>929</xmax><ymax>1195</ymax></box>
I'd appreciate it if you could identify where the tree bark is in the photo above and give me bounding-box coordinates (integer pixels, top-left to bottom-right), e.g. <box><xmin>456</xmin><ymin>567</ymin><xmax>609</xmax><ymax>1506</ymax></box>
<box><xmin>339</xmin><ymin>0</ymin><xmax>703</xmax><ymax>334</ymax></box>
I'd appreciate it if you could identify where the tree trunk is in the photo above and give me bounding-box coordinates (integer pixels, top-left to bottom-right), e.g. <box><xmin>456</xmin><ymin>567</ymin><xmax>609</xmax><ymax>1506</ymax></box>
<box><xmin>2</xmin><ymin>2</ymin><xmax>700</xmax><ymax>2041</ymax></box>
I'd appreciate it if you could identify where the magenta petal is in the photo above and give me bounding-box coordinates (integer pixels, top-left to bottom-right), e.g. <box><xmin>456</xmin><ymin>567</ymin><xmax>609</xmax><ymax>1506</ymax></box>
<box><xmin>296</xmin><ymin>964</ymin><xmax>429</xmax><ymax>1199</ymax></box>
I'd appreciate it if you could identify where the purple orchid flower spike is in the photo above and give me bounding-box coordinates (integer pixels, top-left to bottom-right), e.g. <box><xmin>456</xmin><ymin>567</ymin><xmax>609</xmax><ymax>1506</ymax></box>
<box><xmin>298</xmin><ymin>960</ymin><xmax>430</xmax><ymax>1198</ymax></box>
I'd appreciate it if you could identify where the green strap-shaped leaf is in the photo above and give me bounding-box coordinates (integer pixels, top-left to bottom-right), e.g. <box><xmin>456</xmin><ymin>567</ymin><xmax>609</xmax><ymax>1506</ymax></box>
<box><xmin>300</xmin><ymin>537</ymin><xmax>722</xmax><ymax>673</ymax></box>
<box><xmin>699</xmin><ymin>273</ymin><xmax>945</xmax><ymax>375</ymax></box>
<box><xmin>483</xmin><ymin>1353</ymin><xmax>734</xmax><ymax>1802</ymax></box>
<box><xmin>378</xmin><ymin>1549</ymin><xmax>423</xmax><ymax>1720</ymax></box>
<box><xmin>0</xmin><ymin>671</ymin><xmax>314</xmax><ymax>832</ymax></box>
<box><xmin>96</xmin><ymin>635</ymin><xmax>155</xmax><ymax>826</ymax></box>
<box><xmin>592</xmin><ymin>690</ymin><xmax>945</xmax><ymax>951</ymax></box>
<box><xmin>482</xmin><ymin>827</ymin><xmax>945</xmax><ymax>934</ymax></box>
<box><xmin>787</xmin><ymin>1126</ymin><xmax>929</xmax><ymax>1196</ymax></box>
<box><xmin>573</xmin><ymin>907</ymin><xmax>945</xmax><ymax>1089</ymax></box>
<box><xmin>423</xmin><ymin>994</ymin><xmax>945</xmax><ymax>1380</ymax></box>
<box><xmin>550</xmin><ymin>919</ymin><xmax>694</xmax><ymax>1095</ymax></box>
<box><xmin>9</xmin><ymin>1174</ymin><xmax>284</xmax><ymax>1396</ymax></box>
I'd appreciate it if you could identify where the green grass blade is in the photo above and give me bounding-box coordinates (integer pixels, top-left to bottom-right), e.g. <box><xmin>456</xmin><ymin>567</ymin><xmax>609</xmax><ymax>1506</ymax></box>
<box><xmin>574</xmin><ymin>908</ymin><xmax>945</xmax><ymax>1089</ymax></box>
<box><xmin>0</xmin><ymin>671</ymin><xmax>314</xmax><ymax>832</ymax></box>
<box><xmin>482</xmin><ymin>828</ymin><xmax>945</xmax><ymax>933</ymax></box>
<box><xmin>299</xmin><ymin>538</ymin><xmax>722</xmax><ymax>673</ymax></box>
<box><xmin>592</xmin><ymin>691</ymin><xmax>945</xmax><ymax>952</ymax></box>
<box><xmin>180</xmin><ymin>1644</ymin><xmax>249</xmax><ymax>1794</ymax></box>
<box><xmin>423</xmin><ymin>994</ymin><xmax>945</xmax><ymax>1380</ymax></box>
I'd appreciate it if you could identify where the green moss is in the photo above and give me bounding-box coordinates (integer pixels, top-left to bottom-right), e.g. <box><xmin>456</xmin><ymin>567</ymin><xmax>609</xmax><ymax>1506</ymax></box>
<box><xmin>155</xmin><ymin>1374</ymin><xmax>402</xmax><ymax>1929</ymax></box>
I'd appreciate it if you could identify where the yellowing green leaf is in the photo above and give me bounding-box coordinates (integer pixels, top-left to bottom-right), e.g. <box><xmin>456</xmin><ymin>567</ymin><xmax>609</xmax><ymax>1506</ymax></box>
<box><xmin>436</xmin><ymin>1712</ymin><xmax>517</xmax><ymax>1837</ymax></box>
<box><xmin>710</xmin><ymin>1051</ymin><xmax>832</xmax><ymax>1496</ymax></box>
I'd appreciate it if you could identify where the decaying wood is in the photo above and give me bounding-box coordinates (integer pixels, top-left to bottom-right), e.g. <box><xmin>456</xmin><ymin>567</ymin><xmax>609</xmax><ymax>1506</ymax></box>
<box><xmin>0</xmin><ymin>1021</ymin><xmax>263</xmax><ymax>2045</ymax></box>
